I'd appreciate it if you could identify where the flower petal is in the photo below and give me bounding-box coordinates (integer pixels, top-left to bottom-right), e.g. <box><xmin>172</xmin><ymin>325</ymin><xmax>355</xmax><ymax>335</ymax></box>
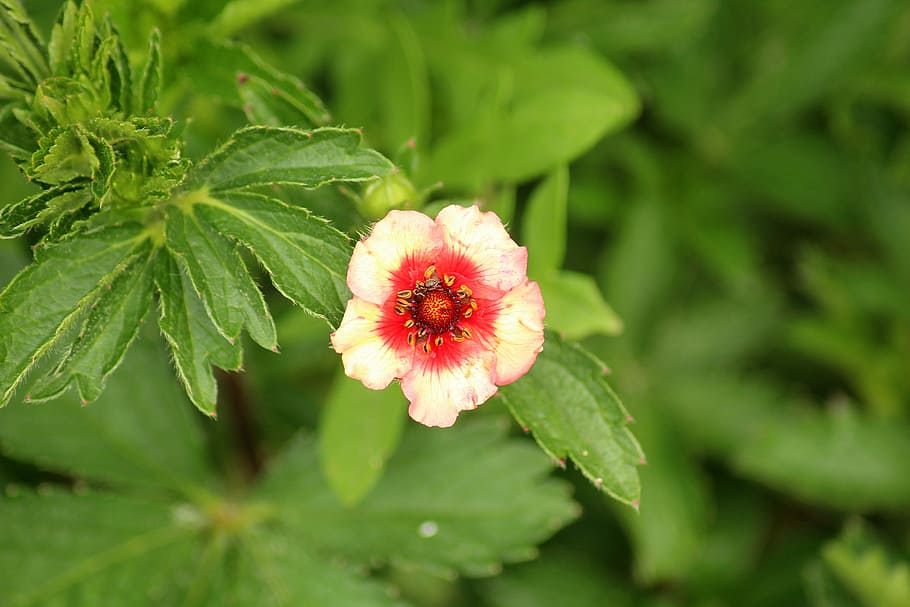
<box><xmin>488</xmin><ymin>280</ymin><xmax>545</xmax><ymax>385</ymax></box>
<box><xmin>348</xmin><ymin>210</ymin><xmax>441</xmax><ymax>305</ymax></box>
<box><xmin>331</xmin><ymin>297</ymin><xmax>412</xmax><ymax>389</ymax></box>
<box><xmin>401</xmin><ymin>353</ymin><xmax>498</xmax><ymax>428</ymax></box>
<box><xmin>436</xmin><ymin>205</ymin><xmax>527</xmax><ymax>294</ymax></box>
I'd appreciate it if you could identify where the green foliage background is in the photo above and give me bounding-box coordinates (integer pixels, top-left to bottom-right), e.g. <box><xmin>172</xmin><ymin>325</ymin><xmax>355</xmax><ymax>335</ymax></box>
<box><xmin>2</xmin><ymin>0</ymin><xmax>910</xmax><ymax>605</ymax></box>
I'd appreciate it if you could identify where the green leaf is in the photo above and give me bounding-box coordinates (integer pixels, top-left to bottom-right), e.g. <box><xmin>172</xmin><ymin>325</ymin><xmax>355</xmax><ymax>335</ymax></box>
<box><xmin>137</xmin><ymin>28</ymin><xmax>161</xmax><ymax>114</ymax></box>
<box><xmin>537</xmin><ymin>270</ymin><xmax>623</xmax><ymax>339</ymax></box>
<box><xmin>498</xmin><ymin>331</ymin><xmax>643</xmax><ymax>506</ymax></box>
<box><xmin>164</xmin><ymin>203</ymin><xmax>277</xmax><ymax>350</ymax></box>
<box><xmin>155</xmin><ymin>250</ymin><xmax>242</xmax><ymax>416</ymax></box>
<box><xmin>238</xmin><ymin>71</ymin><xmax>331</xmax><ymax>129</ymax></box>
<box><xmin>29</xmin><ymin>125</ymin><xmax>99</xmax><ymax>185</ymax></box>
<box><xmin>615</xmin><ymin>394</ymin><xmax>710</xmax><ymax>583</ymax></box>
<box><xmin>478</xmin><ymin>549</ymin><xmax>635</xmax><ymax>607</ymax></box>
<box><xmin>523</xmin><ymin>165</ymin><xmax>569</xmax><ymax>275</ymax></box>
<box><xmin>194</xmin><ymin>190</ymin><xmax>353</xmax><ymax>327</ymax></box>
<box><xmin>0</xmin><ymin>184</ymin><xmax>89</xmax><ymax>238</ymax></box>
<box><xmin>822</xmin><ymin>521</ymin><xmax>910</xmax><ymax>607</ymax></box>
<box><xmin>0</xmin><ymin>0</ymin><xmax>48</xmax><ymax>87</ymax></box>
<box><xmin>318</xmin><ymin>372</ymin><xmax>407</xmax><ymax>506</ymax></box>
<box><xmin>0</xmin><ymin>337</ymin><xmax>212</xmax><ymax>494</ymax></box>
<box><xmin>0</xmin><ymin>489</ymin><xmax>200</xmax><ymax>607</ymax></box>
<box><xmin>256</xmin><ymin>418</ymin><xmax>578</xmax><ymax>577</ymax></box>
<box><xmin>732</xmin><ymin>405</ymin><xmax>910</xmax><ymax>511</ymax></box>
<box><xmin>209</xmin><ymin>0</ymin><xmax>301</xmax><ymax>37</ymax></box>
<box><xmin>185</xmin><ymin>126</ymin><xmax>393</xmax><ymax>193</ymax></box>
<box><xmin>424</xmin><ymin>46</ymin><xmax>639</xmax><ymax>187</ymax></box>
<box><xmin>29</xmin><ymin>245</ymin><xmax>157</xmax><ymax>404</ymax></box>
<box><xmin>0</xmin><ymin>222</ymin><xmax>149</xmax><ymax>406</ymax></box>
<box><xmin>47</xmin><ymin>0</ymin><xmax>77</xmax><ymax>76</ymax></box>
<box><xmin>219</xmin><ymin>527</ymin><xmax>409</xmax><ymax>607</ymax></box>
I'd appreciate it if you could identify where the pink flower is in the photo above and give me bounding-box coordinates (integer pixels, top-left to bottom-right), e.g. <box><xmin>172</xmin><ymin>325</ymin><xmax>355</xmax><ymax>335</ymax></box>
<box><xmin>330</xmin><ymin>204</ymin><xmax>545</xmax><ymax>427</ymax></box>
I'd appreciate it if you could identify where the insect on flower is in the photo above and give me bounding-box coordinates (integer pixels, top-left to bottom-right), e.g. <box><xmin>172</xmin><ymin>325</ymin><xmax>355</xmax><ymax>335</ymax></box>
<box><xmin>330</xmin><ymin>204</ymin><xmax>545</xmax><ymax>427</ymax></box>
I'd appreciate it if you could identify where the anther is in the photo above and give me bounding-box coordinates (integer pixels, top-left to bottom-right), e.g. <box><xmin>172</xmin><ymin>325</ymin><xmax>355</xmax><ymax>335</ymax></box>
<box><xmin>396</xmin><ymin>298</ymin><xmax>410</xmax><ymax>308</ymax></box>
<box><xmin>434</xmin><ymin>336</ymin><xmax>444</xmax><ymax>347</ymax></box>
<box><xmin>394</xmin><ymin>306</ymin><xmax>405</xmax><ymax>315</ymax></box>
<box><xmin>404</xmin><ymin>319</ymin><xmax>415</xmax><ymax>328</ymax></box>
<box><xmin>463</xmin><ymin>308</ymin><xmax>473</xmax><ymax>319</ymax></box>
<box><xmin>444</xmin><ymin>274</ymin><xmax>456</xmax><ymax>286</ymax></box>
<box><xmin>397</xmin><ymin>289</ymin><xmax>412</xmax><ymax>299</ymax></box>
<box><xmin>424</xmin><ymin>265</ymin><xmax>436</xmax><ymax>278</ymax></box>
<box><xmin>422</xmin><ymin>341</ymin><xmax>432</xmax><ymax>354</ymax></box>
<box><xmin>469</xmin><ymin>299</ymin><xmax>478</xmax><ymax>310</ymax></box>
<box><xmin>461</xmin><ymin>327</ymin><xmax>473</xmax><ymax>339</ymax></box>
<box><xmin>452</xmin><ymin>334</ymin><xmax>465</xmax><ymax>343</ymax></box>
<box><xmin>417</xmin><ymin>327</ymin><xmax>428</xmax><ymax>338</ymax></box>
<box><xmin>407</xmin><ymin>332</ymin><xmax>416</xmax><ymax>346</ymax></box>
<box><xmin>459</xmin><ymin>285</ymin><xmax>472</xmax><ymax>297</ymax></box>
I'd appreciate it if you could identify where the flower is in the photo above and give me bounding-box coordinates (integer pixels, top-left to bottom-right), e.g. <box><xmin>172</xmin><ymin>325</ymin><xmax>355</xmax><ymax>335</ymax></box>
<box><xmin>330</xmin><ymin>204</ymin><xmax>545</xmax><ymax>427</ymax></box>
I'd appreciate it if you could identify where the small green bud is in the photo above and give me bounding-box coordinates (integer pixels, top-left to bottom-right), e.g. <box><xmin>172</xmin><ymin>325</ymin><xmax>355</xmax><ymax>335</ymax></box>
<box><xmin>361</xmin><ymin>172</ymin><xmax>418</xmax><ymax>219</ymax></box>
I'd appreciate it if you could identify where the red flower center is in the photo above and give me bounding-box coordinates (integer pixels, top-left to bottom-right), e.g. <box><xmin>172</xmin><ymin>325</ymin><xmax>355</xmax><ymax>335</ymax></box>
<box><xmin>415</xmin><ymin>290</ymin><xmax>458</xmax><ymax>332</ymax></box>
<box><xmin>392</xmin><ymin>264</ymin><xmax>479</xmax><ymax>354</ymax></box>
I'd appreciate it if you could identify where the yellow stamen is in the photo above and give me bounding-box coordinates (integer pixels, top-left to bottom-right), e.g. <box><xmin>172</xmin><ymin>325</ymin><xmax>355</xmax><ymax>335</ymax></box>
<box><xmin>397</xmin><ymin>289</ymin><xmax>412</xmax><ymax>299</ymax></box>
<box><xmin>434</xmin><ymin>336</ymin><xmax>444</xmax><ymax>347</ymax></box>
<box><xmin>424</xmin><ymin>265</ymin><xmax>436</xmax><ymax>278</ymax></box>
<box><xmin>444</xmin><ymin>274</ymin><xmax>456</xmax><ymax>286</ymax></box>
<box><xmin>404</xmin><ymin>319</ymin><xmax>415</xmax><ymax>328</ymax></box>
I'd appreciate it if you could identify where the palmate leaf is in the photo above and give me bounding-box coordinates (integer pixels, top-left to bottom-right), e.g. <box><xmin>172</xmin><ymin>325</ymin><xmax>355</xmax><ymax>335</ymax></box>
<box><xmin>498</xmin><ymin>331</ymin><xmax>643</xmax><ymax>506</ymax></box>
<box><xmin>256</xmin><ymin>418</ymin><xmax>579</xmax><ymax>577</ymax></box>
<box><xmin>0</xmin><ymin>337</ymin><xmax>211</xmax><ymax>494</ymax></box>
<box><xmin>0</xmin><ymin>359</ymin><xmax>574</xmax><ymax>606</ymax></box>
<box><xmin>165</xmin><ymin>202</ymin><xmax>277</xmax><ymax>350</ymax></box>
<box><xmin>0</xmin><ymin>221</ymin><xmax>150</xmax><ymax>406</ymax></box>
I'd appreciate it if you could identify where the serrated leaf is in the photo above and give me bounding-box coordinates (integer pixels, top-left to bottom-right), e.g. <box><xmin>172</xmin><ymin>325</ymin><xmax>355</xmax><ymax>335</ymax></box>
<box><xmin>185</xmin><ymin>126</ymin><xmax>394</xmax><ymax>193</ymax></box>
<box><xmin>0</xmin><ymin>489</ymin><xmax>200</xmax><ymax>607</ymax></box>
<box><xmin>0</xmin><ymin>102</ymin><xmax>34</xmax><ymax>159</ymax></box>
<box><xmin>30</xmin><ymin>125</ymin><xmax>99</xmax><ymax>185</ymax></box>
<box><xmin>0</xmin><ymin>184</ymin><xmax>89</xmax><ymax>238</ymax></box>
<box><xmin>138</xmin><ymin>28</ymin><xmax>161</xmax><ymax>114</ymax></box>
<box><xmin>193</xmin><ymin>190</ymin><xmax>352</xmax><ymax>327</ymax></box>
<box><xmin>47</xmin><ymin>0</ymin><xmax>78</xmax><ymax>76</ymax></box>
<box><xmin>0</xmin><ymin>337</ymin><xmax>211</xmax><ymax>493</ymax></box>
<box><xmin>238</xmin><ymin>71</ymin><xmax>330</xmax><ymax>128</ymax></box>
<box><xmin>822</xmin><ymin>521</ymin><xmax>910</xmax><ymax>607</ymax></box>
<box><xmin>0</xmin><ymin>0</ymin><xmax>48</xmax><ymax>87</ymax></box>
<box><xmin>256</xmin><ymin>418</ymin><xmax>578</xmax><ymax>577</ymax></box>
<box><xmin>156</xmin><ymin>250</ymin><xmax>242</xmax><ymax>415</ymax></box>
<box><xmin>537</xmin><ymin>270</ymin><xmax>623</xmax><ymax>339</ymax></box>
<box><xmin>29</xmin><ymin>246</ymin><xmax>157</xmax><ymax>404</ymax></box>
<box><xmin>164</xmin><ymin>203</ymin><xmax>277</xmax><ymax>349</ymax></box>
<box><xmin>498</xmin><ymin>331</ymin><xmax>643</xmax><ymax>506</ymax></box>
<box><xmin>0</xmin><ymin>222</ymin><xmax>149</xmax><ymax>405</ymax></box>
<box><xmin>318</xmin><ymin>372</ymin><xmax>407</xmax><ymax>506</ymax></box>
<box><xmin>523</xmin><ymin>165</ymin><xmax>569</xmax><ymax>275</ymax></box>
<box><xmin>99</xmin><ymin>16</ymin><xmax>133</xmax><ymax>115</ymax></box>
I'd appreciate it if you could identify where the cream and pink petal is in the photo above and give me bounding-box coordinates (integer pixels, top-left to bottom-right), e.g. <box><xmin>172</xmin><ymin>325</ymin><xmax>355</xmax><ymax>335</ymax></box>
<box><xmin>331</xmin><ymin>297</ymin><xmax>413</xmax><ymax>390</ymax></box>
<box><xmin>347</xmin><ymin>210</ymin><xmax>441</xmax><ymax>304</ymax></box>
<box><xmin>401</xmin><ymin>353</ymin><xmax>498</xmax><ymax>428</ymax></box>
<box><xmin>436</xmin><ymin>205</ymin><xmax>528</xmax><ymax>294</ymax></box>
<box><xmin>487</xmin><ymin>280</ymin><xmax>545</xmax><ymax>385</ymax></box>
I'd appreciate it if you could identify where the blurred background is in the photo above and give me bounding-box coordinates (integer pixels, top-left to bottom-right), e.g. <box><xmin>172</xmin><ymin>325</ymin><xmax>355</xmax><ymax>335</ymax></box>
<box><xmin>2</xmin><ymin>0</ymin><xmax>910</xmax><ymax>605</ymax></box>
